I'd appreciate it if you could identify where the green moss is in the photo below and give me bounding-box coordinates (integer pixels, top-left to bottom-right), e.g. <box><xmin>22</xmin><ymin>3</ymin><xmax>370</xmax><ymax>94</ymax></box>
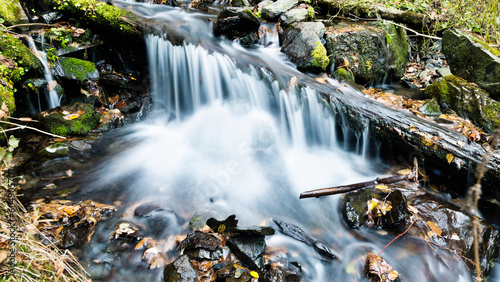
<box><xmin>41</xmin><ymin>102</ymin><xmax>100</xmax><ymax>136</ymax></box>
<box><xmin>59</xmin><ymin>57</ymin><xmax>98</xmax><ymax>82</ymax></box>
<box><xmin>333</xmin><ymin>67</ymin><xmax>355</xmax><ymax>83</ymax></box>
<box><xmin>307</xmin><ymin>7</ymin><xmax>315</xmax><ymax>20</ymax></box>
<box><xmin>0</xmin><ymin>84</ymin><xmax>16</xmax><ymax>114</ymax></box>
<box><xmin>0</xmin><ymin>32</ymin><xmax>42</xmax><ymax>73</ymax></box>
<box><xmin>471</xmin><ymin>36</ymin><xmax>500</xmax><ymax>58</ymax></box>
<box><xmin>0</xmin><ymin>0</ymin><xmax>22</xmax><ymax>25</ymax></box>
<box><xmin>43</xmin><ymin>0</ymin><xmax>141</xmax><ymax>37</ymax></box>
<box><xmin>310</xmin><ymin>41</ymin><xmax>329</xmax><ymax>70</ymax></box>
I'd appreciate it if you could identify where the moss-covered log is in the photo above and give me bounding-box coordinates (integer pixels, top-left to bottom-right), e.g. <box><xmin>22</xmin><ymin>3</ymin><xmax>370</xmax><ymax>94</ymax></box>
<box><xmin>294</xmin><ymin>75</ymin><xmax>500</xmax><ymax>201</ymax></box>
<box><xmin>316</xmin><ymin>0</ymin><xmax>443</xmax><ymax>31</ymax></box>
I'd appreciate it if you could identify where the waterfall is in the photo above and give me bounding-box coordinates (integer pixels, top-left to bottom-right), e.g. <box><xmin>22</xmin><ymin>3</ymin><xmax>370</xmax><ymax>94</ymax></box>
<box><xmin>26</xmin><ymin>36</ymin><xmax>61</xmax><ymax>110</ymax></box>
<box><xmin>91</xmin><ymin>4</ymin><xmax>472</xmax><ymax>281</ymax></box>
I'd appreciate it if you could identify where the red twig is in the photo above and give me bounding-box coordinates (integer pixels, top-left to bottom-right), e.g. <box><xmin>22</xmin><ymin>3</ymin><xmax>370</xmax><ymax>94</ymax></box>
<box><xmin>372</xmin><ymin>218</ymin><xmax>417</xmax><ymax>259</ymax></box>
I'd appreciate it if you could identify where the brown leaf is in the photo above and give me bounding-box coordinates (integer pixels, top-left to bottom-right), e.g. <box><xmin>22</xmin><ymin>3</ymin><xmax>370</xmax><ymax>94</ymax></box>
<box><xmin>427</xmin><ymin>221</ymin><xmax>442</xmax><ymax>236</ymax></box>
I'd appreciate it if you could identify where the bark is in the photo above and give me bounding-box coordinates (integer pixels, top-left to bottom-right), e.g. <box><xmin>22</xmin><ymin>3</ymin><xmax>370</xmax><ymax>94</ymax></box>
<box><xmin>308</xmin><ymin>80</ymin><xmax>500</xmax><ymax>201</ymax></box>
<box><xmin>316</xmin><ymin>0</ymin><xmax>444</xmax><ymax>32</ymax></box>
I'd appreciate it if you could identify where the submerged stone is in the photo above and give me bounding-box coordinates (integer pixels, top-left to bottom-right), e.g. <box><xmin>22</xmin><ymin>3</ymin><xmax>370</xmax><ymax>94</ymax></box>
<box><xmin>325</xmin><ymin>20</ymin><xmax>408</xmax><ymax>84</ymax></box>
<box><xmin>442</xmin><ymin>29</ymin><xmax>500</xmax><ymax>100</ymax></box>
<box><xmin>424</xmin><ymin>75</ymin><xmax>500</xmax><ymax>133</ymax></box>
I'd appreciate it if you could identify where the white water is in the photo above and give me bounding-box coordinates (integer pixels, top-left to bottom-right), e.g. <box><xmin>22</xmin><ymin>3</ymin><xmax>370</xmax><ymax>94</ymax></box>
<box><xmin>26</xmin><ymin>37</ymin><xmax>61</xmax><ymax>109</ymax></box>
<box><xmin>92</xmin><ymin>3</ymin><xmax>472</xmax><ymax>281</ymax></box>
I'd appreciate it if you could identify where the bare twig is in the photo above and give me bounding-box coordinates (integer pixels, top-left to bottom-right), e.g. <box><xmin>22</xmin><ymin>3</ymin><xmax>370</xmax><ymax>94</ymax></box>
<box><xmin>7</xmin><ymin>23</ymin><xmax>59</xmax><ymax>30</ymax></box>
<box><xmin>0</xmin><ymin>120</ymin><xmax>66</xmax><ymax>139</ymax></box>
<box><xmin>348</xmin><ymin>14</ymin><xmax>442</xmax><ymax>40</ymax></box>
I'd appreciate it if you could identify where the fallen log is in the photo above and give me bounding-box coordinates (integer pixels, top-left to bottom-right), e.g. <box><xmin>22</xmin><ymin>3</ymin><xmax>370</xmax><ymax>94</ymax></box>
<box><xmin>300</xmin><ymin>171</ymin><xmax>415</xmax><ymax>199</ymax></box>
<box><xmin>299</xmin><ymin>76</ymin><xmax>500</xmax><ymax>202</ymax></box>
<box><xmin>316</xmin><ymin>0</ymin><xmax>444</xmax><ymax>32</ymax></box>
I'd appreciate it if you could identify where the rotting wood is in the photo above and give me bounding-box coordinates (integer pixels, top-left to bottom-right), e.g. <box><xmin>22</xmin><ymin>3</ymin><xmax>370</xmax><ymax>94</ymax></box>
<box><xmin>300</xmin><ymin>171</ymin><xmax>415</xmax><ymax>198</ymax></box>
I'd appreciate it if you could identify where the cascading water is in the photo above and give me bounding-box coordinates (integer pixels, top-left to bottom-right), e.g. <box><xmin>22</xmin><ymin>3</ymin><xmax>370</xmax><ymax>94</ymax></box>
<box><xmin>26</xmin><ymin>37</ymin><xmax>61</xmax><ymax>110</ymax></box>
<box><xmin>86</xmin><ymin>3</ymin><xmax>473</xmax><ymax>281</ymax></box>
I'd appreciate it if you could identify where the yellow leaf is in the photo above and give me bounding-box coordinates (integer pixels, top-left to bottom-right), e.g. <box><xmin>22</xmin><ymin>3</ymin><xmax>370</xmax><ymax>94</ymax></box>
<box><xmin>427</xmin><ymin>221</ymin><xmax>442</xmax><ymax>236</ymax></box>
<box><xmin>375</xmin><ymin>184</ymin><xmax>390</xmax><ymax>192</ymax></box>
<box><xmin>446</xmin><ymin>153</ymin><xmax>454</xmax><ymax>164</ymax></box>
<box><xmin>218</xmin><ymin>224</ymin><xmax>226</xmax><ymax>233</ymax></box>
<box><xmin>367</xmin><ymin>199</ymin><xmax>378</xmax><ymax>212</ymax></box>
<box><xmin>56</xmin><ymin>226</ymin><xmax>64</xmax><ymax>234</ymax></box>
<box><xmin>388</xmin><ymin>270</ymin><xmax>399</xmax><ymax>280</ymax></box>
<box><xmin>250</xmin><ymin>271</ymin><xmax>259</xmax><ymax>278</ymax></box>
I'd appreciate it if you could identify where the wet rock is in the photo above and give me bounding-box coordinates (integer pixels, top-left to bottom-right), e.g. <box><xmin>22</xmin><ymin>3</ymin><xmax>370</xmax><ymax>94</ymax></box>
<box><xmin>424</xmin><ymin>75</ymin><xmax>500</xmax><ymax>133</ymax></box>
<box><xmin>227</xmin><ymin>235</ymin><xmax>266</xmax><ymax>269</ymax></box>
<box><xmin>280</xmin><ymin>8</ymin><xmax>308</xmax><ymax>27</ymax></box>
<box><xmin>38</xmin><ymin>142</ymin><xmax>69</xmax><ymax>158</ymax></box>
<box><xmin>213</xmin><ymin>8</ymin><xmax>260</xmax><ymax>41</ymax></box>
<box><xmin>261</xmin><ymin>0</ymin><xmax>298</xmax><ymax>20</ymax></box>
<box><xmin>342</xmin><ymin>189</ymin><xmax>409</xmax><ymax>231</ymax></box>
<box><xmin>41</xmin><ymin>12</ymin><xmax>63</xmax><ymax>24</ymax></box>
<box><xmin>231</xmin><ymin>0</ymin><xmax>249</xmax><ymax>7</ymax></box>
<box><xmin>273</xmin><ymin>219</ymin><xmax>336</xmax><ymax>260</ymax></box>
<box><xmin>182</xmin><ymin>231</ymin><xmax>222</xmax><ymax>252</ymax></box>
<box><xmin>325</xmin><ymin>21</ymin><xmax>408</xmax><ymax>84</ymax></box>
<box><xmin>189</xmin><ymin>210</ymin><xmax>218</xmax><ymax>231</ymax></box>
<box><xmin>37</xmin><ymin>102</ymin><xmax>101</xmax><ymax>136</ymax></box>
<box><xmin>280</xmin><ymin>22</ymin><xmax>329</xmax><ymax>72</ymax></box>
<box><xmin>408</xmin><ymin>195</ymin><xmax>500</xmax><ymax>276</ymax></box>
<box><xmin>419</xmin><ymin>98</ymin><xmax>442</xmax><ymax>117</ymax></box>
<box><xmin>134</xmin><ymin>202</ymin><xmax>164</xmax><ymax>217</ymax></box>
<box><xmin>163</xmin><ymin>254</ymin><xmax>198</xmax><ymax>282</ymax></box>
<box><xmin>442</xmin><ymin>29</ymin><xmax>500</xmax><ymax>100</ymax></box>
<box><xmin>54</xmin><ymin>57</ymin><xmax>99</xmax><ymax>83</ymax></box>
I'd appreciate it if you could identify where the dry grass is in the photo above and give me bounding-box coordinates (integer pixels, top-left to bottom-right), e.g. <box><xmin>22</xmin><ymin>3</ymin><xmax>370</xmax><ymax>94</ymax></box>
<box><xmin>0</xmin><ymin>181</ymin><xmax>90</xmax><ymax>282</ymax></box>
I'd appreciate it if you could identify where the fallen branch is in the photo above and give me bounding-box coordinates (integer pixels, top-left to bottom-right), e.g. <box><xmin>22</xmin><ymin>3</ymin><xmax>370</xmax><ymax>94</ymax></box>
<box><xmin>299</xmin><ymin>171</ymin><xmax>415</xmax><ymax>199</ymax></box>
<box><xmin>349</xmin><ymin>14</ymin><xmax>442</xmax><ymax>40</ymax></box>
<box><xmin>7</xmin><ymin>23</ymin><xmax>59</xmax><ymax>30</ymax></box>
<box><xmin>0</xmin><ymin>120</ymin><xmax>66</xmax><ymax>139</ymax></box>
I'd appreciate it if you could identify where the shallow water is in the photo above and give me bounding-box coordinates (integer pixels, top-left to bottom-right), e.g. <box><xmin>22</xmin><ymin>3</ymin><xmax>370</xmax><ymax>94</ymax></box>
<box><xmin>69</xmin><ymin>2</ymin><xmax>477</xmax><ymax>281</ymax></box>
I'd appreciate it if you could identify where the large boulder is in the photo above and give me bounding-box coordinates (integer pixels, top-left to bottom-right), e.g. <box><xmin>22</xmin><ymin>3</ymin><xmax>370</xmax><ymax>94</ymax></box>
<box><xmin>213</xmin><ymin>8</ymin><xmax>260</xmax><ymax>46</ymax></box>
<box><xmin>442</xmin><ymin>29</ymin><xmax>500</xmax><ymax>100</ymax></box>
<box><xmin>261</xmin><ymin>0</ymin><xmax>298</xmax><ymax>20</ymax></box>
<box><xmin>424</xmin><ymin>75</ymin><xmax>500</xmax><ymax>133</ymax></box>
<box><xmin>280</xmin><ymin>22</ymin><xmax>329</xmax><ymax>72</ymax></box>
<box><xmin>325</xmin><ymin>21</ymin><xmax>408</xmax><ymax>84</ymax></box>
<box><xmin>279</xmin><ymin>8</ymin><xmax>308</xmax><ymax>27</ymax></box>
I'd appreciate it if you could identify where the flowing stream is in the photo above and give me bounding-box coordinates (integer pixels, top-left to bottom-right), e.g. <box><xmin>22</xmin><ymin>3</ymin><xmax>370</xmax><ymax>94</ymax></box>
<box><xmin>26</xmin><ymin>37</ymin><xmax>61</xmax><ymax>110</ymax></box>
<box><xmin>79</xmin><ymin>2</ymin><xmax>474</xmax><ymax>281</ymax></box>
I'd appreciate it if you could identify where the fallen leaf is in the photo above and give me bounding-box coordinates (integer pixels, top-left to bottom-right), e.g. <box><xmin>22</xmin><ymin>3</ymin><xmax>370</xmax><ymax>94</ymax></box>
<box><xmin>427</xmin><ymin>221</ymin><xmax>442</xmax><ymax>236</ymax></box>
<box><xmin>446</xmin><ymin>153</ymin><xmax>454</xmax><ymax>164</ymax></box>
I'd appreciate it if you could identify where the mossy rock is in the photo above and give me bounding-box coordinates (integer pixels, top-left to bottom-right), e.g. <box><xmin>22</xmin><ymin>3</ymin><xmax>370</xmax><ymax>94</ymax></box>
<box><xmin>325</xmin><ymin>20</ymin><xmax>408</xmax><ymax>84</ymax></box>
<box><xmin>280</xmin><ymin>22</ymin><xmax>329</xmax><ymax>72</ymax></box>
<box><xmin>0</xmin><ymin>32</ymin><xmax>43</xmax><ymax>77</ymax></box>
<box><xmin>333</xmin><ymin>67</ymin><xmax>355</xmax><ymax>83</ymax></box>
<box><xmin>41</xmin><ymin>0</ymin><xmax>142</xmax><ymax>38</ymax></box>
<box><xmin>419</xmin><ymin>98</ymin><xmax>442</xmax><ymax>117</ymax></box>
<box><xmin>424</xmin><ymin>75</ymin><xmax>500</xmax><ymax>133</ymax></box>
<box><xmin>0</xmin><ymin>0</ymin><xmax>27</xmax><ymax>25</ymax></box>
<box><xmin>39</xmin><ymin>102</ymin><xmax>101</xmax><ymax>136</ymax></box>
<box><xmin>442</xmin><ymin>29</ymin><xmax>500</xmax><ymax>100</ymax></box>
<box><xmin>58</xmin><ymin>57</ymin><xmax>99</xmax><ymax>83</ymax></box>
